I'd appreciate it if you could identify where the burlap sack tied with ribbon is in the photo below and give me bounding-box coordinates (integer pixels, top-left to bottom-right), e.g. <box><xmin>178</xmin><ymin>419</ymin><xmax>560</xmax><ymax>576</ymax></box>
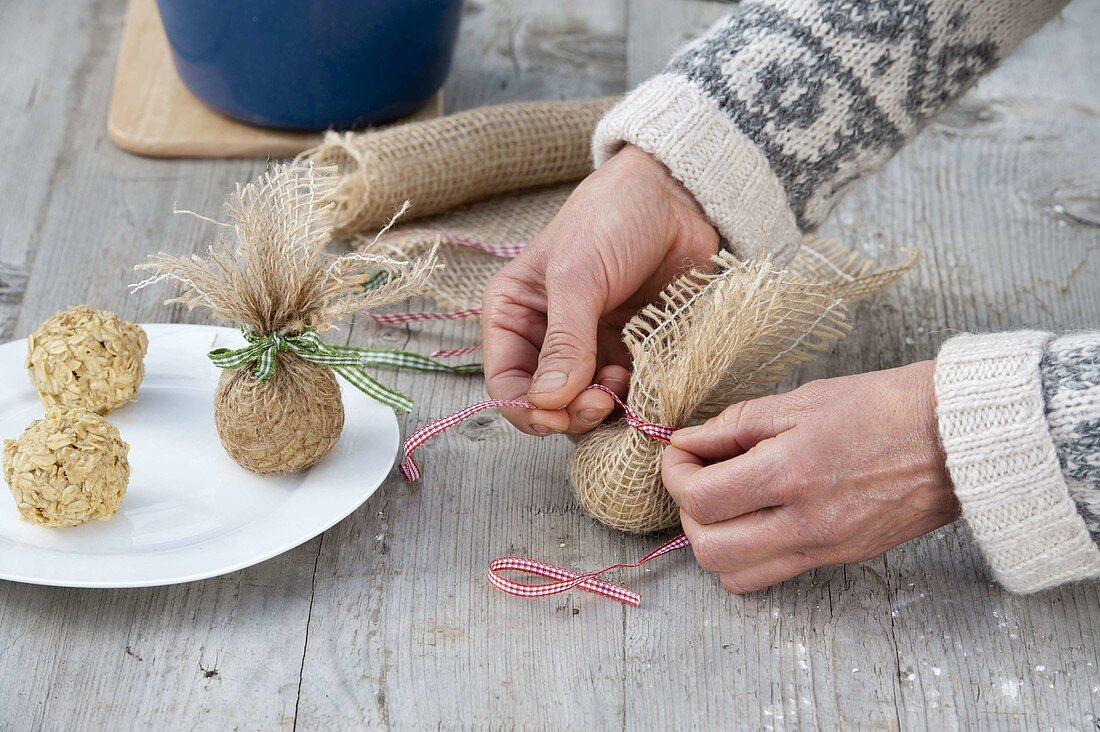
<box><xmin>132</xmin><ymin>163</ymin><xmax>471</xmax><ymax>475</ymax></box>
<box><xmin>571</xmin><ymin>243</ymin><xmax>914</xmax><ymax>532</ymax></box>
<box><xmin>302</xmin><ymin>98</ymin><xmax>915</xmax><ymax>533</ymax></box>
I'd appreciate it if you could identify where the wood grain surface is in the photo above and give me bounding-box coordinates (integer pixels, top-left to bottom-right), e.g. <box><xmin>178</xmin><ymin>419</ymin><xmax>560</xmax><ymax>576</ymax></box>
<box><xmin>0</xmin><ymin>0</ymin><xmax>1097</xmax><ymax>729</ymax></box>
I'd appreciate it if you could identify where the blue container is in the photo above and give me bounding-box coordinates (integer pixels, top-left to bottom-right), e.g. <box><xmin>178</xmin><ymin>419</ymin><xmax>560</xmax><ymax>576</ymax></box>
<box><xmin>156</xmin><ymin>0</ymin><xmax>463</xmax><ymax>131</ymax></box>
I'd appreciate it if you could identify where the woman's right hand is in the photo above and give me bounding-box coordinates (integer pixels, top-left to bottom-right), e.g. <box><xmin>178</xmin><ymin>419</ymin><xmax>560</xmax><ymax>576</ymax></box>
<box><xmin>481</xmin><ymin>144</ymin><xmax>720</xmax><ymax>437</ymax></box>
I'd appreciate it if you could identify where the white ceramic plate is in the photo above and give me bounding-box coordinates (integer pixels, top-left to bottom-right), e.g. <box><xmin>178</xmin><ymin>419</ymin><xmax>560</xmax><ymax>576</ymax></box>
<box><xmin>0</xmin><ymin>323</ymin><xmax>399</xmax><ymax>588</ymax></box>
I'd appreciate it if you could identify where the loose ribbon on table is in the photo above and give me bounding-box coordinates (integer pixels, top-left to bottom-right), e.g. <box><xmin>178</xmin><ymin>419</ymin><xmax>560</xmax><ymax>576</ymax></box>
<box><xmin>397</xmin><ymin>228</ymin><xmax>527</xmax><ymax>259</ymax></box>
<box><xmin>399</xmin><ymin>383</ymin><xmax>690</xmax><ymax>606</ymax></box>
<box><xmin>364</xmin><ymin>231</ymin><xmax>530</xmax><ymax>357</ymax></box>
<box><xmin>209</xmin><ymin>328</ymin><xmax>481</xmax><ymax>414</ymax></box>
<box><xmin>361</xmin><ymin>310</ymin><xmax>484</xmax><ymax>358</ymax></box>
<box><xmin>364</xmin><ymin>308</ymin><xmax>483</xmax><ymax>325</ymax></box>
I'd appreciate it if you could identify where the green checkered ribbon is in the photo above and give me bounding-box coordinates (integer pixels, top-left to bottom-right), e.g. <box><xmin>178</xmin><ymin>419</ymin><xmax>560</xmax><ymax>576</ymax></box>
<box><xmin>209</xmin><ymin>329</ymin><xmax>481</xmax><ymax>414</ymax></box>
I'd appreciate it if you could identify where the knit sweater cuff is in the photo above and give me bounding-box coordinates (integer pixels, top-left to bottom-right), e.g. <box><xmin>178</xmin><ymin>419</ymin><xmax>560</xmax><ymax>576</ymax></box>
<box><xmin>935</xmin><ymin>332</ymin><xmax>1100</xmax><ymax>593</ymax></box>
<box><xmin>592</xmin><ymin>74</ymin><xmax>801</xmax><ymax>265</ymax></box>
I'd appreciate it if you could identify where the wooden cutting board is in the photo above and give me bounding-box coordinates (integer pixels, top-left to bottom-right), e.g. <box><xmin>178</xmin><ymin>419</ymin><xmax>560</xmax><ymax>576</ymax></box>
<box><xmin>107</xmin><ymin>0</ymin><xmax>443</xmax><ymax>158</ymax></box>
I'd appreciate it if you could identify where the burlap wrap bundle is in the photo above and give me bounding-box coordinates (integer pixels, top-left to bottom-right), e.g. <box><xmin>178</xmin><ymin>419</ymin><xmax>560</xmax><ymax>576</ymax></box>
<box><xmin>301</xmin><ymin>98</ymin><xmax>916</xmax><ymax>532</ymax></box>
<box><xmin>134</xmin><ymin>164</ymin><xmax>435</xmax><ymax>475</ymax></box>
<box><xmin>305</xmin><ymin>98</ymin><xmax>615</xmax><ymax>238</ymax></box>
<box><xmin>571</xmin><ymin>243</ymin><xmax>914</xmax><ymax>532</ymax></box>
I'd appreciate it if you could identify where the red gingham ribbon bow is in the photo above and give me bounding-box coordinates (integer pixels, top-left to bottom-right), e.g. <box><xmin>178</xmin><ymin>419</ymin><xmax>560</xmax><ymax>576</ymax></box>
<box><xmin>486</xmin><ymin>534</ymin><xmax>690</xmax><ymax>607</ymax></box>
<box><xmin>399</xmin><ymin>383</ymin><xmax>690</xmax><ymax>605</ymax></box>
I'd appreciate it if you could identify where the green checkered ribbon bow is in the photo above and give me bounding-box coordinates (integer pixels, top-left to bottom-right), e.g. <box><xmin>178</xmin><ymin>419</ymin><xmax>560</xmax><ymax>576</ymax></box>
<box><xmin>209</xmin><ymin>329</ymin><xmax>481</xmax><ymax>413</ymax></box>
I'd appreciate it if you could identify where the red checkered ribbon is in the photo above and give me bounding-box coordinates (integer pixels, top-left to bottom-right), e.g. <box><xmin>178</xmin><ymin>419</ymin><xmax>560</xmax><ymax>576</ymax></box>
<box><xmin>399</xmin><ymin>383</ymin><xmax>690</xmax><ymax>605</ymax></box>
<box><xmin>364</xmin><ymin>231</ymin><xmax>527</xmax><ymax>351</ymax></box>
<box><xmin>399</xmin><ymin>384</ymin><xmax>672</xmax><ymax>481</ymax></box>
<box><xmin>399</xmin><ymin>228</ymin><xmax>528</xmax><ymax>259</ymax></box>
<box><xmin>431</xmin><ymin>343</ymin><xmax>483</xmax><ymax>359</ymax></box>
<box><xmin>486</xmin><ymin>533</ymin><xmax>690</xmax><ymax>607</ymax></box>
<box><xmin>363</xmin><ymin>308</ymin><xmax>482</xmax><ymax>325</ymax></box>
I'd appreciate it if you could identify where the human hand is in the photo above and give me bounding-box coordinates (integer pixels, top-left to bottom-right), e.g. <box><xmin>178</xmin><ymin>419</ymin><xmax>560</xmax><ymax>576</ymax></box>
<box><xmin>662</xmin><ymin>361</ymin><xmax>958</xmax><ymax>593</ymax></box>
<box><xmin>481</xmin><ymin>145</ymin><xmax>719</xmax><ymax>436</ymax></box>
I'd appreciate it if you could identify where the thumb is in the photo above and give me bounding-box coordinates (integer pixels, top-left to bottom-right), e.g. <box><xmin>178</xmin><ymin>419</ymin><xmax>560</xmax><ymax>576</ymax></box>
<box><xmin>527</xmin><ymin>275</ymin><xmax>601</xmax><ymax>409</ymax></box>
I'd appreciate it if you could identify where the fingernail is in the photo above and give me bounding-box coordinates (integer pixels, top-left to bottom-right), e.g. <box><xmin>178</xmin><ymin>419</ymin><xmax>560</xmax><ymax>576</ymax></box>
<box><xmin>578</xmin><ymin>408</ymin><xmax>607</xmax><ymax>424</ymax></box>
<box><xmin>674</xmin><ymin>425</ymin><xmax>702</xmax><ymax>438</ymax></box>
<box><xmin>529</xmin><ymin>370</ymin><xmax>567</xmax><ymax>394</ymax></box>
<box><xmin>531</xmin><ymin>424</ymin><xmax>553</xmax><ymax>436</ymax></box>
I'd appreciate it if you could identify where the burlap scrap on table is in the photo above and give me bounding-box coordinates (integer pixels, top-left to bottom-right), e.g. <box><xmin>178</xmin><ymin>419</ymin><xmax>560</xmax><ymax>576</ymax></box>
<box><xmin>372</xmin><ymin>183</ymin><xmax>574</xmax><ymax>311</ymax></box>
<box><xmin>304</xmin><ymin>97</ymin><xmax>616</xmax><ymax>238</ymax></box>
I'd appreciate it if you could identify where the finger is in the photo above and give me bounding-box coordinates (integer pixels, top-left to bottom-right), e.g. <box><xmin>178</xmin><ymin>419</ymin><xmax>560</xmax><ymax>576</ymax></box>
<box><xmin>565</xmin><ymin>364</ymin><xmax>630</xmax><ymax>434</ymax></box>
<box><xmin>660</xmin><ymin>444</ymin><xmax>705</xmax><ymax>498</ymax></box>
<box><xmin>482</xmin><ymin>270</ymin><xmax>562</xmax><ymax>435</ymax></box>
<box><xmin>720</xmin><ymin>553</ymin><xmax>815</xmax><ymax>594</ymax></box>
<box><xmin>482</xmin><ymin>275</ymin><xmax>544</xmax><ymax>405</ymax></box>
<box><xmin>502</xmin><ymin>405</ymin><xmax>572</xmax><ymax>437</ymax></box>
<box><xmin>527</xmin><ymin>270</ymin><xmax>603</xmax><ymax>410</ymax></box>
<box><xmin>680</xmin><ymin>508</ymin><xmax>799</xmax><ymax>573</ymax></box>
<box><xmin>670</xmin><ymin>391</ymin><xmax>805</xmax><ymax>460</ymax></box>
<box><xmin>596</xmin><ymin>322</ymin><xmax>632</xmax><ymax>371</ymax></box>
<box><xmin>664</xmin><ymin>438</ymin><xmax>790</xmax><ymax>525</ymax></box>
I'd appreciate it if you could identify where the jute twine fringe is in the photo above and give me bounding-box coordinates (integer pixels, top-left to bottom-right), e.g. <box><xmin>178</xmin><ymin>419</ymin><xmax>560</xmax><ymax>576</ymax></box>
<box><xmin>304</xmin><ymin>98</ymin><xmax>614</xmax><ymax>237</ymax></box>
<box><xmin>134</xmin><ymin>163</ymin><xmax>436</xmax><ymax>475</ymax></box>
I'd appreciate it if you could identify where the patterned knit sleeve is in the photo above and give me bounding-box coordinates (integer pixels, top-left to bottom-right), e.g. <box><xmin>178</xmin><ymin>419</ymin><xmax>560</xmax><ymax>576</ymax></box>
<box><xmin>592</xmin><ymin>0</ymin><xmax>1067</xmax><ymax>263</ymax></box>
<box><xmin>934</xmin><ymin>331</ymin><xmax>1100</xmax><ymax>593</ymax></box>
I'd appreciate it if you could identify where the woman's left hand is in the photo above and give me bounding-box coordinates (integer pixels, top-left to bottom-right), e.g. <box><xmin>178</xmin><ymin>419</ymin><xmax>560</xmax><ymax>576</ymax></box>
<box><xmin>662</xmin><ymin>361</ymin><xmax>959</xmax><ymax>593</ymax></box>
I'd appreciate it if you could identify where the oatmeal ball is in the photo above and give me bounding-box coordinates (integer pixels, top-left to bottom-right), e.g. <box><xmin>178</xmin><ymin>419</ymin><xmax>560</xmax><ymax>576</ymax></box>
<box><xmin>2</xmin><ymin>408</ymin><xmax>130</xmax><ymax>527</ymax></box>
<box><xmin>26</xmin><ymin>305</ymin><xmax>148</xmax><ymax>414</ymax></box>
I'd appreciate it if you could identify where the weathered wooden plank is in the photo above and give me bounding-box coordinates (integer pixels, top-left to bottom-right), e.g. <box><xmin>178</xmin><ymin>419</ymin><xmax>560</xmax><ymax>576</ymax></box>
<box><xmin>444</xmin><ymin>0</ymin><xmax>626</xmax><ymax>111</ymax></box>
<box><xmin>0</xmin><ymin>1</ymin><xmax>93</xmax><ymax>340</ymax></box>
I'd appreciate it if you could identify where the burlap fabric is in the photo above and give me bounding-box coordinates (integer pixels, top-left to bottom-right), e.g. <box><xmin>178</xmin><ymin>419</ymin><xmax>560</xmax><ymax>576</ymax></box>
<box><xmin>135</xmin><ymin>163</ymin><xmax>435</xmax><ymax>475</ymax></box>
<box><xmin>571</xmin><ymin>246</ymin><xmax>916</xmax><ymax>533</ymax></box>
<box><xmin>304</xmin><ymin>98</ymin><xmax>614</xmax><ymax>237</ymax></box>
<box><xmin>215</xmin><ymin>351</ymin><xmax>344</xmax><ymax>475</ymax></box>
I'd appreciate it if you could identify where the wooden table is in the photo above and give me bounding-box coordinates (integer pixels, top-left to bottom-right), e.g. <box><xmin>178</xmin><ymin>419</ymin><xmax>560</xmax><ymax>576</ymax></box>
<box><xmin>1</xmin><ymin>1</ymin><xmax>1098</xmax><ymax>728</ymax></box>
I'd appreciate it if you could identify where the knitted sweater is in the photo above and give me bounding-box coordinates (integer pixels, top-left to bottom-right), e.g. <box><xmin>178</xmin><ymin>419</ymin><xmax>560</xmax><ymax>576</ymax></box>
<box><xmin>593</xmin><ymin>0</ymin><xmax>1100</xmax><ymax>592</ymax></box>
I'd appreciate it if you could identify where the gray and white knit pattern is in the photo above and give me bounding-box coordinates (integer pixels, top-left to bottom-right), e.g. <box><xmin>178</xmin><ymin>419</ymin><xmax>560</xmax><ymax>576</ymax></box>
<box><xmin>1041</xmin><ymin>333</ymin><xmax>1100</xmax><ymax>541</ymax></box>
<box><xmin>593</xmin><ymin>0</ymin><xmax>1066</xmax><ymax>262</ymax></box>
